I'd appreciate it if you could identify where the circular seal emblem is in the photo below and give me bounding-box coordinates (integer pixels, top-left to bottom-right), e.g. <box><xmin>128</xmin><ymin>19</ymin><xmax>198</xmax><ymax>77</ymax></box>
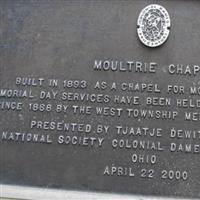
<box><xmin>137</xmin><ymin>4</ymin><xmax>171</xmax><ymax>47</ymax></box>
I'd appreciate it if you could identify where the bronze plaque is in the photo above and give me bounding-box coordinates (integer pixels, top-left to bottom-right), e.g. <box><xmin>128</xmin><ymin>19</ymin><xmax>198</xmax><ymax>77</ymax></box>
<box><xmin>1</xmin><ymin>0</ymin><xmax>200</xmax><ymax>198</ymax></box>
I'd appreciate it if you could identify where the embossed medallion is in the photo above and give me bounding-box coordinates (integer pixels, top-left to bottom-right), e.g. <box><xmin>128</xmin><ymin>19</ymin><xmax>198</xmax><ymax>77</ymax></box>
<box><xmin>137</xmin><ymin>4</ymin><xmax>171</xmax><ymax>47</ymax></box>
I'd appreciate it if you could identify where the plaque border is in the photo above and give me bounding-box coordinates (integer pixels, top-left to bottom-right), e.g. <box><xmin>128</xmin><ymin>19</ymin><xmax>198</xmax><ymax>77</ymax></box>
<box><xmin>0</xmin><ymin>184</ymin><xmax>197</xmax><ymax>200</ymax></box>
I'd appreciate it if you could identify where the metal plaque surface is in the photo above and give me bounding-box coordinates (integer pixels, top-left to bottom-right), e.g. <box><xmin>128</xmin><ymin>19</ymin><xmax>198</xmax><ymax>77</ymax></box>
<box><xmin>0</xmin><ymin>0</ymin><xmax>200</xmax><ymax>199</ymax></box>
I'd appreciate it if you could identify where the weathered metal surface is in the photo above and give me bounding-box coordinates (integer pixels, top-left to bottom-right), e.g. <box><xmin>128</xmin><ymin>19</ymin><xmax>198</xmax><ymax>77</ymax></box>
<box><xmin>0</xmin><ymin>0</ymin><xmax>200</xmax><ymax>199</ymax></box>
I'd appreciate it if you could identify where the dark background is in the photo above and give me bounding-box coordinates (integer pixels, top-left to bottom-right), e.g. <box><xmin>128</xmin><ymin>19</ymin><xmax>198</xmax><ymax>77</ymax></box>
<box><xmin>0</xmin><ymin>0</ymin><xmax>200</xmax><ymax>198</ymax></box>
